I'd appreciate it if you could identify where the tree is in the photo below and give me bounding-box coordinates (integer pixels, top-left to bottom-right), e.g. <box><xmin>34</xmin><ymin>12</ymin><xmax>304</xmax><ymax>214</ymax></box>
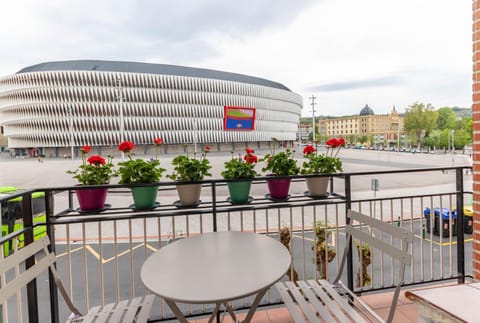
<box><xmin>436</xmin><ymin>107</ymin><xmax>457</xmax><ymax>130</ymax></box>
<box><xmin>359</xmin><ymin>135</ymin><xmax>368</xmax><ymax>145</ymax></box>
<box><xmin>347</xmin><ymin>135</ymin><xmax>356</xmax><ymax>145</ymax></box>
<box><xmin>456</xmin><ymin>117</ymin><xmax>472</xmax><ymax>137</ymax></box>
<box><xmin>452</xmin><ymin>129</ymin><xmax>471</xmax><ymax>149</ymax></box>
<box><xmin>403</xmin><ymin>102</ymin><xmax>437</xmax><ymax>146</ymax></box>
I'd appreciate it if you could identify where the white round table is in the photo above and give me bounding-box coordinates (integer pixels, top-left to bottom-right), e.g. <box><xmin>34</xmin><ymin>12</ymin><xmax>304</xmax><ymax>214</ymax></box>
<box><xmin>141</xmin><ymin>231</ymin><xmax>291</xmax><ymax>322</ymax></box>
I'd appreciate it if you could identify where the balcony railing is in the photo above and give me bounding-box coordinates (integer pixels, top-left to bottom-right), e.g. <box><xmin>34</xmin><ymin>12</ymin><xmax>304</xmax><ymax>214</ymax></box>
<box><xmin>0</xmin><ymin>166</ymin><xmax>472</xmax><ymax>322</ymax></box>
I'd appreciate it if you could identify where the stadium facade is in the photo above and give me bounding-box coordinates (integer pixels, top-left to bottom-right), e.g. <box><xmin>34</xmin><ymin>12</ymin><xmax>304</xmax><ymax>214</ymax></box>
<box><xmin>0</xmin><ymin>60</ymin><xmax>302</xmax><ymax>157</ymax></box>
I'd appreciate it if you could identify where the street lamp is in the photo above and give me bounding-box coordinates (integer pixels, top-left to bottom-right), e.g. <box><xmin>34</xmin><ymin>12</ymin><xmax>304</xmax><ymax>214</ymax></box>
<box><xmin>451</xmin><ymin>129</ymin><xmax>455</xmax><ymax>165</ymax></box>
<box><xmin>397</xmin><ymin>122</ymin><xmax>400</xmax><ymax>152</ymax></box>
<box><xmin>309</xmin><ymin>95</ymin><xmax>317</xmax><ymax>143</ymax></box>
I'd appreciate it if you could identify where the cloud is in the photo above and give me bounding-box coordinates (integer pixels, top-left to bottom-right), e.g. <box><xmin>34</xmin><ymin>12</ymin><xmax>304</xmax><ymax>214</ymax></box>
<box><xmin>306</xmin><ymin>76</ymin><xmax>405</xmax><ymax>92</ymax></box>
<box><xmin>0</xmin><ymin>0</ymin><xmax>317</xmax><ymax>72</ymax></box>
<box><xmin>0</xmin><ymin>0</ymin><xmax>472</xmax><ymax>117</ymax></box>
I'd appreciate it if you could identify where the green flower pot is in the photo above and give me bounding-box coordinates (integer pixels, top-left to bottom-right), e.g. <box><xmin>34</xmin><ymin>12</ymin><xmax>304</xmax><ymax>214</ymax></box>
<box><xmin>131</xmin><ymin>186</ymin><xmax>159</xmax><ymax>210</ymax></box>
<box><xmin>227</xmin><ymin>180</ymin><xmax>252</xmax><ymax>203</ymax></box>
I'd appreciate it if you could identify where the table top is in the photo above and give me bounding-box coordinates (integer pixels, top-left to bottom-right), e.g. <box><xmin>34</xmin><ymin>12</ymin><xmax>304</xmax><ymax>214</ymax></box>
<box><xmin>140</xmin><ymin>231</ymin><xmax>291</xmax><ymax>304</ymax></box>
<box><xmin>406</xmin><ymin>283</ymin><xmax>480</xmax><ymax>322</ymax></box>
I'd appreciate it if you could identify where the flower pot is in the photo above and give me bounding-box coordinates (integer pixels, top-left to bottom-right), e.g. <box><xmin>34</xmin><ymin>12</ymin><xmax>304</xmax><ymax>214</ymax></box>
<box><xmin>176</xmin><ymin>183</ymin><xmax>202</xmax><ymax>206</ymax></box>
<box><xmin>266</xmin><ymin>177</ymin><xmax>291</xmax><ymax>200</ymax></box>
<box><xmin>227</xmin><ymin>180</ymin><xmax>252</xmax><ymax>203</ymax></box>
<box><xmin>131</xmin><ymin>186</ymin><xmax>159</xmax><ymax>210</ymax></box>
<box><xmin>76</xmin><ymin>188</ymin><xmax>108</xmax><ymax>211</ymax></box>
<box><xmin>305</xmin><ymin>176</ymin><xmax>329</xmax><ymax>197</ymax></box>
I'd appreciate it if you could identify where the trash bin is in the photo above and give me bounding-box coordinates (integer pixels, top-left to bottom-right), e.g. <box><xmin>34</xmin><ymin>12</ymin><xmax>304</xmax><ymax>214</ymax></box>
<box><xmin>423</xmin><ymin>208</ymin><xmax>435</xmax><ymax>234</ymax></box>
<box><xmin>424</xmin><ymin>207</ymin><xmax>456</xmax><ymax>237</ymax></box>
<box><xmin>462</xmin><ymin>206</ymin><xmax>473</xmax><ymax>234</ymax></box>
<box><xmin>435</xmin><ymin>207</ymin><xmax>456</xmax><ymax>238</ymax></box>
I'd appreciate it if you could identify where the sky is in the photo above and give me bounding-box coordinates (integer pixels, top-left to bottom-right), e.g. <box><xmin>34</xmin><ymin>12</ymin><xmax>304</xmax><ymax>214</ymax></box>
<box><xmin>0</xmin><ymin>0</ymin><xmax>472</xmax><ymax>117</ymax></box>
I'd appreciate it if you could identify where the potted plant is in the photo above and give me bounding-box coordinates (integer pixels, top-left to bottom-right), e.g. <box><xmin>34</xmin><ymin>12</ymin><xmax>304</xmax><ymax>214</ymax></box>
<box><xmin>168</xmin><ymin>145</ymin><xmax>212</xmax><ymax>206</ymax></box>
<box><xmin>312</xmin><ymin>221</ymin><xmax>336</xmax><ymax>279</ymax></box>
<box><xmin>117</xmin><ymin>140</ymin><xmax>166</xmax><ymax>210</ymax></box>
<box><xmin>355</xmin><ymin>241</ymin><xmax>372</xmax><ymax>287</ymax></box>
<box><xmin>66</xmin><ymin>145</ymin><xmax>117</xmax><ymax>211</ymax></box>
<box><xmin>301</xmin><ymin>138</ymin><xmax>344</xmax><ymax>197</ymax></box>
<box><xmin>221</xmin><ymin>148</ymin><xmax>258</xmax><ymax>203</ymax></box>
<box><xmin>260</xmin><ymin>148</ymin><xmax>299</xmax><ymax>201</ymax></box>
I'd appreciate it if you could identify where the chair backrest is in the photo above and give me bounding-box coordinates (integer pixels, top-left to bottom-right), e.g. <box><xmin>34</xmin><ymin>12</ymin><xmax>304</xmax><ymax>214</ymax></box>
<box><xmin>0</xmin><ymin>236</ymin><xmax>82</xmax><ymax>318</ymax></box>
<box><xmin>335</xmin><ymin>210</ymin><xmax>415</xmax><ymax>323</ymax></box>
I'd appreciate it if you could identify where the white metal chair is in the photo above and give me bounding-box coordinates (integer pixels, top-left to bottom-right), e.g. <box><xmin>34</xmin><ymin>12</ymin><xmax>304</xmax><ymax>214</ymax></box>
<box><xmin>276</xmin><ymin>209</ymin><xmax>414</xmax><ymax>323</ymax></box>
<box><xmin>0</xmin><ymin>235</ymin><xmax>154</xmax><ymax>323</ymax></box>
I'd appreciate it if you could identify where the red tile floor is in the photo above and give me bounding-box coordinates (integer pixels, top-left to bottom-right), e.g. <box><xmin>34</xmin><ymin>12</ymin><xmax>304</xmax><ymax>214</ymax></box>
<box><xmin>193</xmin><ymin>290</ymin><xmax>419</xmax><ymax>322</ymax></box>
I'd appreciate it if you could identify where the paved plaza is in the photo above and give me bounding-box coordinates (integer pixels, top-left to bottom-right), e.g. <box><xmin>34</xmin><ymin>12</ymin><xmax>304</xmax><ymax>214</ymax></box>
<box><xmin>0</xmin><ymin>146</ymin><xmax>471</xmax><ymax>194</ymax></box>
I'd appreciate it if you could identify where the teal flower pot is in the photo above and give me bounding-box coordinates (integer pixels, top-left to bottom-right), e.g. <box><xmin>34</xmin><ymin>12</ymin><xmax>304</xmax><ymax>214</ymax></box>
<box><xmin>227</xmin><ymin>180</ymin><xmax>252</xmax><ymax>203</ymax></box>
<box><xmin>131</xmin><ymin>186</ymin><xmax>159</xmax><ymax>209</ymax></box>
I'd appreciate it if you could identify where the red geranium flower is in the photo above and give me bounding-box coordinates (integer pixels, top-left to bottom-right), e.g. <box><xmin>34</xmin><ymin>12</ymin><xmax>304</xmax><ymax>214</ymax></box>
<box><xmin>118</xmin><ymin>141</ymin><xmax>135</xmax><ymax>153</ymax></box>
<box><xmin>204</xmin><ymin>145</ymin><xmax>210</xmax><ymax>152</ymax></box>
<box><xmin>154</xmin><ymin>138</ymin><xmax>163</xmax><ymax>145</ymax></box>
<box><xmin>80</xmin><ymin>145</ymin><xmax>91</xmax><ymax>154</ymax></box>
<box><xmin>244</xmin><ymin>153</ymin><xmax>258</xmax><ymax>164</ymax></box>
<box><xmin>87</xmin><ymin>155</ymin><xmax>106</xmax><ymax>166</ymax></box>
<box><xmin>245</xmin><ymin>147</ymin><xmax>255</xmax><ymax>154</ymax></box>
<box><xmin>326</xmin><ymin>138</ymin><xmax>345</xmax><ymax>148</ymax></box>
<box><xmin>303</xmin><ymin>145</ymin><xmax>315</xmax><ymax>155</ymax></box>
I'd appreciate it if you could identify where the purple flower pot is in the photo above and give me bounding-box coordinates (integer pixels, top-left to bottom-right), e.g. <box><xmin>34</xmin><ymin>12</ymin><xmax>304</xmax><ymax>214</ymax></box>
<box><xmin>76</xmin><ymin>188</ymin><xmax>108</xmax><ymax>211</ymax></box>
<box><xmin>267</xmin><ymin>177</ymin><xmax>291</xmax><ymax>199</ymax></box>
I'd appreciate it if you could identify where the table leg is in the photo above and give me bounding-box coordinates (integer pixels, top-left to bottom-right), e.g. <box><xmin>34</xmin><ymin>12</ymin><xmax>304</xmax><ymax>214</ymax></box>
<box><xmin>164</xmin><ymin>299</ymin><xmax>189</xmax><ymax>323</ymax></box>
<box><xmin>223</xmin><ymin>302</ymin><xmax>238</xmax><ymax>322</ymax></box>
<box><xmin>208</xmin><ymin>302</ymin><xmax>238</xmax><ymax>323</ymax></box>
<box><xmin>208</xmin><ymin>303</ymin><xmax>222</xmax><ymax>323</ymax></box>
<box><xmin>242</xmin><ymin>287</ymin><xmax>268</xmax><ymax>323</ymax></box>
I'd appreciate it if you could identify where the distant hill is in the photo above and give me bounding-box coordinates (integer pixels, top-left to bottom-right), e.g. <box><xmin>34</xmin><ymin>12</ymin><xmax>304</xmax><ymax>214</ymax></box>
<box><xmin>451</xmin><ymin>107</ymin><xmax>471</xmax><ymax>118</ymax></box>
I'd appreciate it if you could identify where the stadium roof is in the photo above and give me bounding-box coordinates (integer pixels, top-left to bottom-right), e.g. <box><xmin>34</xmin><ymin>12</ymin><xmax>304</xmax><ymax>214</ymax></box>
<box><xmin>17</xmin><ymin>60</ymin><xmax>291</xmax><ymax>91</ymax></box>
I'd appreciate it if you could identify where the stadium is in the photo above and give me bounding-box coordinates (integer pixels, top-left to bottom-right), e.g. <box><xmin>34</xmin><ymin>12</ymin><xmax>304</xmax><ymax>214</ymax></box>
<box><xmin>0</xmin><ymin>60</ymin><xmax>302</xmax><ymax>157</ymax></box>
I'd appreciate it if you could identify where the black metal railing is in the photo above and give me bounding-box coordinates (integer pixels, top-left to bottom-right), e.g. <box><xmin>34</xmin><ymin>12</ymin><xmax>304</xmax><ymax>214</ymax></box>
<box><xmin>0</xmin><ymin>166</ymin><xmax>472</xmax><ymax>322</ymax></box>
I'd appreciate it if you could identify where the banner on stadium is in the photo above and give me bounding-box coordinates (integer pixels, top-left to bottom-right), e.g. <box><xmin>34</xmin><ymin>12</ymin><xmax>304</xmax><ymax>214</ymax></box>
<box><xmin>223</xmin><ymin>106</ymin><xmax>256</xmax><ymax>131</ymax></box>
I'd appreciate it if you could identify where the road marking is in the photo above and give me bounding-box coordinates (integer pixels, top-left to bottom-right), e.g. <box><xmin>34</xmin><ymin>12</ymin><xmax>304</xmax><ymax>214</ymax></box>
<box><xmin>415</xmin><ymin>234</ymin><xmax>473</xmax><ymax>246</ymax></box>
<box><xmin>56</xmin><ymin>242</ymin><xmax>159</xmax><ymax>263</ymax></box>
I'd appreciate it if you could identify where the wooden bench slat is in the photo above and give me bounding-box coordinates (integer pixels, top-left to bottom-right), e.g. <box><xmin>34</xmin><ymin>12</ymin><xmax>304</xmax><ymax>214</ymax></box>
<box><xmin>276</xmin><ymin>282</ymin><xmax>317</xmax><ymax>323</ymax></box>
<box><xmin>0</xmin><ymin>236</ymin><xmax>50</xmax><ymax>275</ymax></box>
<box><xmin>295</xmin><ymin>281</ymin><xmax>336</xmax><ymax>323</ymax></box>
<box><xmin>135</xmin><ymin>295</ymin><xmax>156</xmax><ymax>323</ymax></box>
<box><xmin>82</xmin><ymin>305</ymin><xmax>102</xmax><ymax>323</ymax></box>
<box><xmin>105</xmin><ymin>299</ymin><xmax>129</xmax><ymax>322</ymax></box>
<box><xmin>316</xmin><ymin>280</ymin><xmax>368</xmax><ymax>323</ymax></box>
<box><xmin>349</xmin><ymin>210</ymin><xmax>415</xmax><ymax>241</ymax></box>
<box><xmin>121</xmin><ymin>297</ymin><xmax>143</xmax><ymax>322</ymax></box>
<box><xmin>346</xmin><ymin>227</ymin><xmax>411</xmax><ymax>264</ymax></box>
<box><xmin>284</xmin><ymin>281</ymin><xmax>323</xmax><ymax>323</ymax></box>
<box><xmin>0</xmin><ymin>252</ymin><xmax>56</xmax><ymax>304</ymax></box>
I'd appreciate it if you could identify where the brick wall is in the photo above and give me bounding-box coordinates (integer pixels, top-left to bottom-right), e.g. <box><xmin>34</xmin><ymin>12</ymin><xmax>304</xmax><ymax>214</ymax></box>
<box><xmin>473</xmin><ymin>0</ymin><xmax>480</xmax><ymax>279</ymax></box>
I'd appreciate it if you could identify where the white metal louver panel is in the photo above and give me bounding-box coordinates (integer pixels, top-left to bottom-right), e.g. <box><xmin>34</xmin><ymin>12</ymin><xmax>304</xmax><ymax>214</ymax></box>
<box><xmin>0</xmin><ymin>68</ymin><xmax>301</xmax><ymax>148</ymax></box>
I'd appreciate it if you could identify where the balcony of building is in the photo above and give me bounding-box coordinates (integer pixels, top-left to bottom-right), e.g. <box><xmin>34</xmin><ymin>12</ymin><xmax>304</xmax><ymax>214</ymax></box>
<box><xmin>0</xmin><ymin>166</ymin><xmax>472</xmax><ymax>322</ymax></box>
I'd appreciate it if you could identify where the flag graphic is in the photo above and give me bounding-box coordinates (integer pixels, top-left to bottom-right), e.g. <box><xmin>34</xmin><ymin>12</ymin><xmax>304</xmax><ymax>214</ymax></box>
<box><xmin>223</xmin><ymin>106</ymin><xmax>256</xmax><ymax>130</ymax></box>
